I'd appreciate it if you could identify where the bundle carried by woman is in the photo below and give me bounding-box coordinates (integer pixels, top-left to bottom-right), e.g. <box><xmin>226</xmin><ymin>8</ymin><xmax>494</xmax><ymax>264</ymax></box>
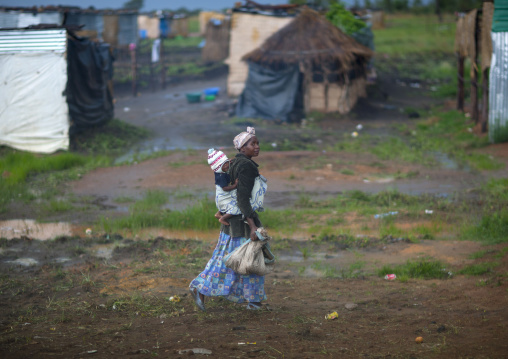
<box><xmin>224</xmin><ymin>227</ymin><xmax>275</xmax><ymax>276</ymax></box>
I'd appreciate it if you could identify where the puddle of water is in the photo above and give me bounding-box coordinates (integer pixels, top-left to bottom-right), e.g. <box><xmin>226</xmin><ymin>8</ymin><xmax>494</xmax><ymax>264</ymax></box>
<box><xmin>0</xmin><ymin>219</ymin><xmax>76</xmax><ymax>240</ymax></box>
<box><xmin>8</xmin><ymin>258</ymin><xmax>39</xmax><ymax>266</ymax></box>
<box><xmin>432</xmin><ymin>151</ymin><xmax>469</xmax><ymax>171</ymax></box>
<box><xmin>0</xmin><ymin>219</ymin><xmax>219</xmax><ymax>242</ymax></box>
<box><xmin>277</xmin><ymin>251</ymin><xmax>340</xmax><ymax>263</ymax></box>
<box><xmin>92</xmin><ymin>245</ymin><xmax>116</xmax><ymax>259</ymax></box>
<box><xmin>114</xmin><ymin>141</ymin><xmax>206</xmax><ymax>165</ymax></box>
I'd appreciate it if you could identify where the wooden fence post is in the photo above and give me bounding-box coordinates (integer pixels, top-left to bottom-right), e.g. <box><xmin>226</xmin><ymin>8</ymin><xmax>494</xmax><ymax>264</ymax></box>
<box><xmin>481</xmin><ymin>68</ymin><xmax>489</xmax><ymax>133</ymax></box>
<box><xmin>160</xmin><ymin>37</ymin><xmax>166</xmax><ymax>89</ymax></box>
<box><xmin>457</xmin><ymin>54</ymin><xmax>465</xmax><ymax>111</ymax></box>
<box><xmin>129</xmin><ymin>43</ymin><xmax>137</xmax><ymax>97</ymax></box>
<box><xmin>471</xmin><ymin>65</ymin><xmax>479</xmax><ymax>123</ymax></box>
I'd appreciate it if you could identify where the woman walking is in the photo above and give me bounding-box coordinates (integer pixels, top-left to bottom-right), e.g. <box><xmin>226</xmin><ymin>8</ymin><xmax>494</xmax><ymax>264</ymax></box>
<box><xmin>189</xmin><ymin>127</ymin><xmax>267</xmax><ymax>311</ymax></box>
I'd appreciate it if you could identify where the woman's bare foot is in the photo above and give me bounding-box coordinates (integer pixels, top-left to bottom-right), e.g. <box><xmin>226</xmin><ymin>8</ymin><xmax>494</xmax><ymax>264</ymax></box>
<box><xmin>219</xmin><ymin>217</ymin><xmax>230</xmax><ymax>226</ymax></box>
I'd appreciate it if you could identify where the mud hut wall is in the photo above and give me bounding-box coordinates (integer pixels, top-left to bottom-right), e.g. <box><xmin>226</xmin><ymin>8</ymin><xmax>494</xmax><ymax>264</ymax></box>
<box><xmin>304</xmin><ymin>82</ymin><xmax>326</xmax><ymax>112</ymax></box>
<box><xmin>304</xmin><ymin>75</ymin><xmax>366</xmax><ymax>114</ymax></box>
<box><xmin>370</xmin><ymin>11</ymin><xmax>385</xmax><ymax>30</ymax></box>
<box><xmin>103</xmin><ymin>15</ymin><xmax>119</xmax><ymax>46</ymax></box>
<box><xmin>171</xmin><ymin>18</ymin><xmax>189</xmax><ymax>37</ymax></box>
<box><xmin>199</xmin><ymin>11</ymin><xmax>226</xmax><ymax>35</ymax></box>
<box><xmin>226</xmin><ymin>13</ymin><xmax>292</xmax><ymax>97</ymax></box>
<box><xmin>202</xmin><ymin>19</ymin><xmax>230</xmax><ymax>62</ymax></box>
<box><xmin>138</xmin><ymin>15</ymin><xmax>160</xmax><ymax>39</ymax></box>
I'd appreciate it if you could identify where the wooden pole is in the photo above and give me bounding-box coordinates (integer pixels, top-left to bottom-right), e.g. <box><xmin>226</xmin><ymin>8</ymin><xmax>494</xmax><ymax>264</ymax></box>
<box><xmin>150</xmin><ymin>61</ymin><xmax>155</xmax><ymax>92</ymax></box>
<box><xmin>471</xmin><ymin>11</ymin><xmax>480</xmax><ymax>124</ymax></box>
<box><xmin>471</xmin><ymin>65</ymin><xmax>479</xmax><ymax>123</ymax></box>
<box><xmin>457</xmin><ymin>54</ymin><xmax>465</xmax><ymax>111</ymax></box>
<box><xmin>481</xmin><ymin>68</ymin><xmax>489</xmax><ymax>133</ymax></box>
<box><xmin>160</xmin><ymin>36</ymin><xmax>166</xmax><ymax>90</ymax></box>
<box><xmin>130</xmin><ymin>43</ymin><xmax>137</xmax><ymax>97</ymax></box>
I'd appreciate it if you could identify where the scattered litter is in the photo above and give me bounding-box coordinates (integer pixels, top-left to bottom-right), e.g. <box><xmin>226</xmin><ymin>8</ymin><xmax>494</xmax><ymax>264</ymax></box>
<box><xmin>415</xmin><ymin>336</ymin><xmax>424</xmax><ymax>344</ymax></box>
<box><xmin>87</xmin><ymin>350</ymin><xmax>98</xmax><ymax>354</ymax></box>
<box><xmin>384</xmin><ymin>274</ymin><xmax>397</xmax><ymax>280</ymax></box>
<box><xmin>425</xmin><ymin>209</ymin><xmax>433</xmax><ymax>214</ymax></box>
<box><xmin>374</xmin><ymin>211</ymin><xmax>398</xmax><ymax>219</ymax></box>
<box><xmin>325</xmin><ymin>311</ymin><xmax>339</xmax><ymax>320</ymax></box>
<box><xmin>238</xmin><ymin>342</ymin><xmax>256</xmax><ymax>345</ymax></box>
<box><xmin>123</xmin><ymin>107</ymin><xmax>130</xmax><ymax>112</ymax></box>
<box><xmin>351</xmin><ymin>131</ymin><xmax>358</xmax><ymax>138</ymax></box>
<box><xmin>356</xmin><ymin>124</ymin><xmax>363</xmax><ymax>131</ymax></box>
<box><xmin>271</xmin><ymin>142</ymin><xmax>277</xmax><ymax>148</ymax></box>
<box><xmin>467</xmin><ymin>127</ymin><xmax>473</xmax><ymax>132</ymax></box>
<box><xmin>344</xmin><ymin>303</ymin><xmax>358</xmax><ymax>310</ymax></box>
<box><xmin>22</xmin><ymin>323</ymin><xmax>31</xmax><ymax>326</ymax></box>
<box><xmin>363</xmin><ymin>179</ymin><xmax>370</xmax><ymax>183</ymax></box>
<box><xmin>178</xmin><ymin>348</ymin><xmax>212</xmax><ymax>355</ymax></box>
<box><xmin>85</xmin><ymin>228</ymin><xmax>92</xmax><ymax>235</ymax></box>
<box><xmin>168</xmin><ymin>295</ymin><xmax>181</xmax><ymax>302</ymax></box>
<box><xmin>326</xmin><ymin>163</ymin><xmax>333</xmax><ymax>170</ymax></box>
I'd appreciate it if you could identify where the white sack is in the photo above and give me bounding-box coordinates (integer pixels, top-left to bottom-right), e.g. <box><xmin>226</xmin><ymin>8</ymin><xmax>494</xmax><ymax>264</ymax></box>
<box><xmin>0</xmin><ymin>52</ymin><xmax>69</xmax><ymax>153</ymax></box>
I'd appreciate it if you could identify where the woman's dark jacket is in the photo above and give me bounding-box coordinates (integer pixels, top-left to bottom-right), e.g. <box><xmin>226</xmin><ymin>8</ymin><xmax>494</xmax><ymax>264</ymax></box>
<box><xmin>220</xmin><ymin>153</ymin><xmax>262</xmax><ymax>238</ymax></box>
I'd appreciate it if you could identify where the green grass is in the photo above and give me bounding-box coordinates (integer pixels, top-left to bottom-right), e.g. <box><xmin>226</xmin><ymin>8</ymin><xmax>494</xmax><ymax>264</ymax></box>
<box><xmin>0</xmin><ymin>151</ymin><xmax>86</xmax><ymax>185</ymax></box>
<box><xmin>458</xmin><ymin>262</ymin><xmax>499</xmax><ymax>276</ymax></box>
<box><xmin>482</xmin><ymin>178</ymin><xmax>508</xmax><ymax>202</ymax></box>
<box><xmin>331</xmin><ymin>110</ymin><xmax>502</xmax><ymax>172</ymax></box>
<box><xmin>99</xmin><ymin>195</ymin><xmax>217</xmax><ymax>233</ymax></box>
<box><xmin>72</xmin><ymin>119</ymin><xmax>150</xmax><ymax>156</ymax></box>
<box><xmin>378</xmin><ymin>258</ymin><xmax>451</xmax><ymax>281</ymax></box>
<box><xmin>373</xmin><ymin>14</ymin><xmax>456</xmax><ymax>56</ymax></box>
<box><xmin>461</xmin><ymin>209</ymin><xmax>508</xmax><ymax>244</ymax></box>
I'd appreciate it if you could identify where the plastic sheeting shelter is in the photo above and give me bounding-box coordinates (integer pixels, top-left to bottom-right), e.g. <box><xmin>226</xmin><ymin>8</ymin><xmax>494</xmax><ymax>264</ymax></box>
<box><xmin>236</xmin><ymin>63</ymin><xmax>300</xmax><ymax>122</ymax></box>
<box><xmin>0</xmin><ymin>28</ymin><xmax>114</xmax><ymax>154</ymax></box>
<box><xmin>0</xmin><ymin>29</ymin><xmax>69</xmax><ymax>153</ymax></box>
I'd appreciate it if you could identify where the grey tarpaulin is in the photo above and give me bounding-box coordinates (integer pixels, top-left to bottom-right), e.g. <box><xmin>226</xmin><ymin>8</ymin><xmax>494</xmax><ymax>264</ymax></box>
<box><xmin>66</xmin><ymin>36</ymin><xmax>114</xmax><ymax>131</ymax></box>
<box><xmin>236</xmin><ymin>62</ymin><xmax>300</xmax><ymax>122</ymax></box>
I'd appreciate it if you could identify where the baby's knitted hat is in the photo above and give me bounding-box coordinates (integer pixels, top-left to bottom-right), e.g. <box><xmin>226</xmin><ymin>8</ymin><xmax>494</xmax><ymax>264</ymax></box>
<box><xmin>208</xmin><ymin>148</ymin><xmax>228</xmax><ymax>173</ymax></box>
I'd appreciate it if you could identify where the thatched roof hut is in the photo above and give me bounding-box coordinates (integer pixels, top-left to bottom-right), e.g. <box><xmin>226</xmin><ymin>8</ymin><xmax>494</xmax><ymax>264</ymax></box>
<box><xmin>237</xmin><ymin>8</ymin><xmax>373</xmax><ymax>119</ymax></box>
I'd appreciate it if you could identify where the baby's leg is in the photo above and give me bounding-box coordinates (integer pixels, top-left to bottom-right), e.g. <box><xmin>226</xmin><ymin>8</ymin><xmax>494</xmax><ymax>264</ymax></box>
<box><xmin>215</xmin><ymin>211</ymin><xmax>222</xmax><ymax>219</ymax></box>
<box><xmin>219</xmin><ymin>213</ymin><xmax>233</xmax><ymax>226</ymax></box>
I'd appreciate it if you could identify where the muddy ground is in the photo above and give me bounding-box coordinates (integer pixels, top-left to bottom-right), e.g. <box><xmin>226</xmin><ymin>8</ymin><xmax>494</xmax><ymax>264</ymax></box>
<box><xmin>1</xmin><ymin>70</ymin><xmax>508</xmax><ymax>358</ymax></box>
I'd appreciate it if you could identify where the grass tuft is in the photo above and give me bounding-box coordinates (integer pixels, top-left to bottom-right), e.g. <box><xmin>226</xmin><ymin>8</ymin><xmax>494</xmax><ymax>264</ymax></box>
<box><xmin>378</xmin><ymin>259</ymin><xmax>451</xmax><ymax>280</ymax></box>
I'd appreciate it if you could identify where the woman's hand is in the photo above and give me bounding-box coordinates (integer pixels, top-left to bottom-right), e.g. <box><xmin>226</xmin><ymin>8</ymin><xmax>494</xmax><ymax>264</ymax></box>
<box><xmin>246</xmin><ymin>217</ymin><xmax>259</xmax><ymax>241</ymax></box>
<box><xmin>250</xmin><ymin>227</ymin><xmax>259</xmax><ymax>241</ymax></box>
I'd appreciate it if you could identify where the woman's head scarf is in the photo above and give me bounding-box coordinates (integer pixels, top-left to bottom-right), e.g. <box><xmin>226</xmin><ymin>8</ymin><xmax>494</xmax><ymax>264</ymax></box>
<box><xmin>233</xmin><ymin>127</ymin><xmax>255</xmax><ymax>150</ymax></box>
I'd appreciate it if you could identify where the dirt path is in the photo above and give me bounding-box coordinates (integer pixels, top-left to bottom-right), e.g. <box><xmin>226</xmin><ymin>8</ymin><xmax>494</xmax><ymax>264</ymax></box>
<box><xmin>68</xmin><ymin>73</ymin><xmax>508</xmax><ymax>214</ymax></box>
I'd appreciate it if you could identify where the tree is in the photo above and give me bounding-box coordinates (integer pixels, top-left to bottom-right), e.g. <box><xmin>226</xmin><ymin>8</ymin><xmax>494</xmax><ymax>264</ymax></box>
<box><xmin>123</xmin><ymin>0</ymin><xmax>143</xmax><ymax>10</ymax></box>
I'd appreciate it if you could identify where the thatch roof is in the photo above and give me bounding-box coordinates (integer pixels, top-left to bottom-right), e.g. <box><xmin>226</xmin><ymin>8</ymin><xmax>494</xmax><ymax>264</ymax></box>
<box><xmin>242</xmin><ymin>8</ymin><xmax>373</xmax><ymax>69</ymax></box>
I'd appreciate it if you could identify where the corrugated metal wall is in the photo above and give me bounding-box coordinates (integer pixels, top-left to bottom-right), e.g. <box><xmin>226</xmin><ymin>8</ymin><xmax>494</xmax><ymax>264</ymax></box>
<box><xmin>0</xmin><ymin>11</ymin><xmax>62</xmax><ymax>29</ymax></box>
<box><xmin>0</xmin><ymin>29</ymin><xmax>66</xmax><ymax>53</ymax></box>
<box><xmin>488</xmin><ymin>32</ymin><xmax>508</xmax><ymax>143</ymax></box>
<box><xmin>117</xmin><ymin>14</ymin><xmax>137</xmax><ymax>45</ymax></box>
